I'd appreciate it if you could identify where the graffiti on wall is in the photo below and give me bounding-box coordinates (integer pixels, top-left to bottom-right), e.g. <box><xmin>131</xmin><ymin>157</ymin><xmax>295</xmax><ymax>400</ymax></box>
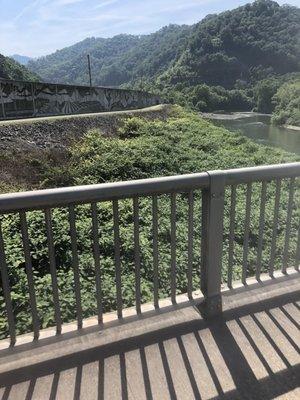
<box><xmin>0</xmin><ymin>79</ymin><xmax>161</xmax><ymax>120</ymax></box>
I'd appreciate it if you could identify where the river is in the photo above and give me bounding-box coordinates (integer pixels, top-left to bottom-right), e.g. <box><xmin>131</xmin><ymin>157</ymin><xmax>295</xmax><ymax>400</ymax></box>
<box><xmin>203</xmin><ymin>112</ymin><xmax>300</xmax><ymax>155</ymax></box>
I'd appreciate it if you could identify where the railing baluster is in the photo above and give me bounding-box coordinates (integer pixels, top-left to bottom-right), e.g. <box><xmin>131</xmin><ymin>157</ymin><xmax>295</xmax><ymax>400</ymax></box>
<box><xmin>228</xmin><ymin>185</ymin><xmax>236</xmax><ymax>288</ymax></box>
<box><xmin>113</xmin><ymin>200</ymin><xmax>122</xmax><ymax>318</ymax></box>
<box><xmin>20</xmin><ymin>211</ymin><xmax>39</xmax><ymax>339</ymax></box>
<box><xmin>187</xmin><ymin>190</ymin><xmax>194</xmax><ymax>300</ymax></box>
<box><xmin>133</xmin><ymin>197</ymin><xmax>141</xmax><ymax>314</ymax></box>
<box><xmin>0</xmin><ymin>219</ymin><xmax>16</xmax><ymax>344</ymax></box>
<box><xmin>256</xmin><ymin>181</ymin><xmax>267</xmax><ymax>280</ymax></box>
<box><xmin>44</xmin><ymin>208</ymin><xmax>62</xmax><ymax>334</ymax></box>
<box><xmin>91</xmin><ymin>202</ymin><xmax>103</xmax><ymax>323</ymax></box>
<box><xmin>152</xmin><ymin>196</ymin><xmax>159</xmax><ymax>309</ymax></box>
<box><xmin>242</xmin><ymin>183</ymin><xmax>252</xmax><ymax>284</ymax></box>
<box><xmin>170</xmin><ymin>193</ymin><xmax>177</xmax><ymax>304</ymax></box>
<box><xmin>269</xmin><ymin>179</ymin><xmax>281</xmax><ymax>276</ymax></box>
<box><xmin>282</xmin><ymin>178</ymin><xmax>295</xmax><ymax>273</ymax></box>
<box><xmin>68</xmin><ymin>205</ymin><xmax>83</xmax><ymax>328</ymax></box>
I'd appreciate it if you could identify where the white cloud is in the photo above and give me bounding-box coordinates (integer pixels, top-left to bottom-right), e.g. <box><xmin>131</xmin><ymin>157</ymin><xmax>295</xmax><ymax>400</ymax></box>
<box><xmin>94</xmin><ymin>0</ymin><xmax>119</xmax><ymax>9</ymax></box>
<box><xmin>54</xmin><ymin>0</ymin><xmax>85</xmax><ymax>5</ymax></box>
<box><xmin>13</xmin><ymin>0</ymin><xmax>45</xmax><ymax>22</ymax></box>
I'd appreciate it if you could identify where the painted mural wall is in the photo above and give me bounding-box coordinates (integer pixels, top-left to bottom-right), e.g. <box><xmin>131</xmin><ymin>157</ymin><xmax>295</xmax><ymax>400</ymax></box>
<box><xmin>0</xmin><ymin>79</ymin><xmax>161</xmax><ymax>120</ymax></box>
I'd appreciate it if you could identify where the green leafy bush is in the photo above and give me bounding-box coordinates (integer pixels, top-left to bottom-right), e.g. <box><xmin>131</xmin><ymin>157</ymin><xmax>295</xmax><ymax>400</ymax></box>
<box><xmin>118</xmin><ymin>117</ymin><xmax>145</xmax><ymax>139</ymax></box>
<box><xmin>271</xmin><ymin>79</ymin><xmax>300</xmax><ymax>126</ymax></box>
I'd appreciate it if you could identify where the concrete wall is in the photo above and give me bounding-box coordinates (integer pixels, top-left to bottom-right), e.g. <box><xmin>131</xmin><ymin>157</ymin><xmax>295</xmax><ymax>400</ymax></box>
<box><xmin>0</xmin><ymin>79</ymin><xmax>161</xmax><ymax>120</ymax></box>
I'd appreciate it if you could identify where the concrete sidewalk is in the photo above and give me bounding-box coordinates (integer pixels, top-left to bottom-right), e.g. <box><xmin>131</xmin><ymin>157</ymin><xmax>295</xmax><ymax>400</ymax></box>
<box><xmin>0</xmin><ymin>272</ymin><xmax>299</xmax><ymax>399</ymax></box>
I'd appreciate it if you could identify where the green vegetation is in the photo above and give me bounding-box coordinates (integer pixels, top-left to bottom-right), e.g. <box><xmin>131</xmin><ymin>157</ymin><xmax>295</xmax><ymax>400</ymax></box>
<box><xmin>0</xmin><ymin>106</ymin><xmax>299</xmax><ymax>338</ymax></box>
<box><xmin>0</xmin><ymin>54</ymin><xmax>39</xmax><ymax>81</ymax></box>
<box><xmin>251</xmin><ymin>72</ymin><xmax>299</xmax><ymax>114</ymax></box>
<box><xmin>27</xmin><ymin>25</ymin><xmax>192</xmax><ymax>87</ymax></box>
<box><xmin>156</xmin><ymin>84</ymin><xmax>253</xmax><ymax>112</ymax></box>
<box><xmin>27</xmin><ymin>1</ymin><xmax>300</xmax><ymax>114</ymax></box>
<box><xmin>271</xmin><ymin>79</ymin><xmax>300</xmax><ymax>126</ymax></box>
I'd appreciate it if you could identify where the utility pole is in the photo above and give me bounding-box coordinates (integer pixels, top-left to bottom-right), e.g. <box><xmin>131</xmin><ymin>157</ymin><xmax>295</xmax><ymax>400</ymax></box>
<box><xmin>87</xmin><ymin>54</ymin><xmax>92</xmax><ymax>87</ymax></box>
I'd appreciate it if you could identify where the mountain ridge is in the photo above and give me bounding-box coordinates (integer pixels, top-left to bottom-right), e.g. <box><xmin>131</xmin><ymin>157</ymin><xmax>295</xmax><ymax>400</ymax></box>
<box><xmin>27</xmin><ymin>25</ymin><xmax>192</xmax><ymax>87</ymax></box>
<box><xmin>27</xmin><ymin>0</ymin><xmax>299</xmax><ymax>91</ymax></box>
<box><xmin>10</xmin><ymin>54</ymin><xmax>33</xmax><ymax>66</ymax></box>
<box><xmin>0</xmin><ymin>54</ymin><xmax>39</xmax><ymax>81</ymax></box>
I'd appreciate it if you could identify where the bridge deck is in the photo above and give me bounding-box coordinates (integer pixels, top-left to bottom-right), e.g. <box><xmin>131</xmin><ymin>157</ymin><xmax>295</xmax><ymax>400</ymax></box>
<box><xmin>0</xmin><ymin>272</ymin><xmax>299</xmax><ymax>400</ymax></box>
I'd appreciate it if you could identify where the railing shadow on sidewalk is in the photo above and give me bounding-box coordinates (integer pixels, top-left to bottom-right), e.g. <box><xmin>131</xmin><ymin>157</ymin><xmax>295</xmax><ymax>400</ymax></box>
<box><xmin>0</xmin><ymin>276</ymin><xmax>299</xmax><ymax>400</ymax></box>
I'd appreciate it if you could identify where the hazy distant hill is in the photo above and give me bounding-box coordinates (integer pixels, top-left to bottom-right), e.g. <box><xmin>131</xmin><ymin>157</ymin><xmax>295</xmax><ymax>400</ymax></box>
<box><xmin>27</xmin><ymin>1</ymin><xmax>299</xmax><ymax>90</ymax></box>
<box><xmin>10</xmin><ymin>54</ymin><xmax>33</xmax><ymax>66</ymax></box>
<box><xmin>0</xmin><ymin>54</ymin><xmax>39</xmax><ymax>81</ymax></box>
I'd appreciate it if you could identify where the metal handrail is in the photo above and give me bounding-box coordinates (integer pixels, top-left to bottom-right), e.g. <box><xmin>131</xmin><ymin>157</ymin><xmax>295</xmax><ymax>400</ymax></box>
<box><xmin>0</xmin><ymin>172</ymin><xmax>210</xmax><ymax>213</ymax></box>
<box><xmin>224</xmin><ymin>162</ymin><xmax>300</xmax><ymax>185</ymax></box>
<box><xmin>0</xmin><ymin>163</ymin><xmax>299</xmax><ymax>212</ymax></box>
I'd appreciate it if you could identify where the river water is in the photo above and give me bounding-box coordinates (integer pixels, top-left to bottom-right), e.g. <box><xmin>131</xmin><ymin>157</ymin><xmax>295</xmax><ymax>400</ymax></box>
<box><xmin>204</xmin><ymin>112</ymin><xmax>300</xmax><ymax>155</ymax></box>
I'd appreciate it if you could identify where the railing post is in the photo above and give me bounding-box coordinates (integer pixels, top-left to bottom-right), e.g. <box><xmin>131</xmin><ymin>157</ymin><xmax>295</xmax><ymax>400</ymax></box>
<box><xmin>199</xmin><ymin>171</ymin><xmax>225</xmax><ymax>318</ymax></box>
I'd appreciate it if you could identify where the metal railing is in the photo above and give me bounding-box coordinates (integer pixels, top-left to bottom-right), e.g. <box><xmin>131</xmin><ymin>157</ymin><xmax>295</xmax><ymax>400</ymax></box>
<box><xmin>0</xmin><ymin>163</ymin><xmax>299</xmax><ymax>344</ymax></box>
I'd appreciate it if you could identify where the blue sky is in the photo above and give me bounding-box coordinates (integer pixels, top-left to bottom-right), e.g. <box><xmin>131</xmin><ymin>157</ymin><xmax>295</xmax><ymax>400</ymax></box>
<box><xmin>0</xmin><ymin>0</ymin><xmax>299</xmax><ymax>58</ymax></box>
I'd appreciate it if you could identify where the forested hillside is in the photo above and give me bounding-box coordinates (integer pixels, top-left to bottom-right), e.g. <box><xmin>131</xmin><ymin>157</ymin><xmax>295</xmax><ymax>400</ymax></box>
<box><xmin>161</xmin><ymin>0</ymin><xmax>299</xmax><ymax>88</ymax></box>
<box><xmin>0</xmin><ymin>54</ymin><xmax>39</xmax><ymax>81</ymax></box>
<box><xmin>156</xmin><ymin>0</ymin><xmax>300</xmax><ymax>113</ymax></box>
<box><xmin>27</xmin><ymin>0</ymin><xmax>300</xmax><ymax>114</ymax></box>
<box><xmin>27</xmin><ymin>25</ymin><xmax>192</xmax><ymax>87</ymax></box>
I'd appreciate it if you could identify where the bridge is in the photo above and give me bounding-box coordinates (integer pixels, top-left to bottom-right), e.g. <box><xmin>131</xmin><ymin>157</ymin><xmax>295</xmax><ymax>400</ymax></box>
<box><xmin>0</xmin><ymin>163</ymin><xmax>299</xmax><ymax>399</ymax></box>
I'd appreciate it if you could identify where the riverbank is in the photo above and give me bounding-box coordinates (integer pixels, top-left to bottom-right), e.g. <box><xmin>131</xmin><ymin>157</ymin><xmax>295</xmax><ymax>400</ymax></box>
<box><xmin>201</xmin><ymin>112</ymin><xmax>300</xmax><ymax>131</ymax></box>
<box><xmin>284</xmin><ymin>125</ymin><xmax>300</xmax><ymax>131</ymax></box>
<box><xmin>201</xmin><ymin>111</ymin><xmax>300</xmax><ymax>155</ymax></box>
<box><xmin>200</xmin><ymin>111</ymin><xmax>269</xmax><ymax>120</ymax></box>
